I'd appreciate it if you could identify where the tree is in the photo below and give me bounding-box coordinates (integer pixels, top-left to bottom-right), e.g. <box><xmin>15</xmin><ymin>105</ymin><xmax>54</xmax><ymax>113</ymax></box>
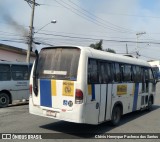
<box><xmin>105</xmin><ymin>48</ymin><xmax>116</xmax><ymax>53</ymax></box>
<box><xmin>89</xmin><ymin>40</ymin><xmax>116</xmax><ymax>53</ymax></box>
<box><xmin>89</xmin><ymin>40</ymin><xmax>103</xmax><ymax>50</ymax></box>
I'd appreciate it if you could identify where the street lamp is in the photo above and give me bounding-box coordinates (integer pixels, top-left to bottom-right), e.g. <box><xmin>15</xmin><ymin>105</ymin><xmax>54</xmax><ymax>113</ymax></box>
<box><xmin>136</xmin><ymin>32</ymin><xmax>146</xmax><ymax>58</ymax></box>
<box><xmin>26</xmin><ymin>20</ymin><xmax>57</xmax><ymax>63</ymax></box>
<box><xmin>34</xmin><ymin>20</ymin><xmax>57</xmax><ymax>34</ymax></box>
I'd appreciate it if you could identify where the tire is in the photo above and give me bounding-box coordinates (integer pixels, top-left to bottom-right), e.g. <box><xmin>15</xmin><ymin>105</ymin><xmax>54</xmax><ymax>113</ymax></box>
<box><xmin>147</xmin><ymin>97</ymin><xmax>153</xmax><ymax>111</ymax></box>
<box><xmin>0</xmin><ymin>93</ymin><xmax>9</xmax><ymax>108</ymax></box>
<box><xmin>111</xmin><ymin>106</ymin><xmax>121</xmax><ymax>126</ymax></box>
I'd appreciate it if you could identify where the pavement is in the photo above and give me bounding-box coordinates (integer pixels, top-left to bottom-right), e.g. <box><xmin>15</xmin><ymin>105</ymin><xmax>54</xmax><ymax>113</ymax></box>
<box><xmin>0</xmin><ymin>83</ymin><xmax>160</xmax><ymax>142</ymax></box>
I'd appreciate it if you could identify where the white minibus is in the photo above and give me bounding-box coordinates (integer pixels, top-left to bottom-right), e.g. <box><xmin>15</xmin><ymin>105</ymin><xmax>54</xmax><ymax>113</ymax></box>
<box><xmin>29</xmin><ymin>46</ymin><xmax>156</xmax><ymax>125</ymax></box>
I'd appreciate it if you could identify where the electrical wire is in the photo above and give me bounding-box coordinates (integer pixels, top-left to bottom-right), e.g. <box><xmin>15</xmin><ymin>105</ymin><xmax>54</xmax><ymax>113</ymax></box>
<box><xmin>140</xmin><ymin>54</ymin><xmax>160</xmax><ymax>60</ymax></box>
<box><xmin>0</xmin><ymin>39</ymin><xmax>27</xmax><ymax>44</ymax></box>
<box><xmin>67</xmin><ymin>0</ymin><xmax>135</xmax><ymax>33</ymax></box>
<box><xmin>53</xmin><ymin>0</ymin><xmax>134</xmax><ymax>33</ymax></box>
<box><xmin>36</xmin><ymin>32</ymin><xmax>160</xmax><ymax>45</ymax></box>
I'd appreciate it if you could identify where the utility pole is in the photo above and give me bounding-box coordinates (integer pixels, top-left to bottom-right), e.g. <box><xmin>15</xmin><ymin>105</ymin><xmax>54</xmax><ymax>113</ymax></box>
<box><xmin>25</xmin><ymin>0</ymin><xmax>39</xmax><ymax>63</ymax></box>
<box><xmin>126</xmin><ymin>44</ymin><xmax>128</xmax><ymax>54</ymax></box>
<box><xmin>136</xmin><ymin>32</ymin><xmax>146</xmax><ymax>58</ymax></box>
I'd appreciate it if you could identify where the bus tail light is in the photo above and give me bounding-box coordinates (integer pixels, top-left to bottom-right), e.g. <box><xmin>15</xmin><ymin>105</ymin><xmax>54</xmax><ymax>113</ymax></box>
<box><xmin>75</xmin><ymin>89</ymin><xmax>83</xmax><ymax>104</ymax></box>
<box><xmin>30</xmin><ymin>84</ymin><xmax>32</xmax><ymax>96</ymax></box>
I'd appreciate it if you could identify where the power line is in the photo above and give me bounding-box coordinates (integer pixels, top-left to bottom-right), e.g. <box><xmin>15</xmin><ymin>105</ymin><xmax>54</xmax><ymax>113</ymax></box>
<box><xmin>35</xmin><ymin>36</ymin><xmax>137</xmax><ymax>44</ymax></box>
<box><xmin>0</xmin><ymin>37</ymin><xmax>26</xmax><ymax>41</ymax></box>
<box><xmin>1</xmin><ymin>28</ymin><xmax>159</xmax><ymax>45</ymax></box>
<box><xmin>104</xmin><ymin>12</ymin><xmax>160</xmax><ymax>19</ymax></box>
<box><xmin>0</xmin><ymin>32</ymin><xmax>27</xmax><ymax>38</ymax></box>
<box><xmin>36</xmin><ymin>32</ymin><xmax>160</xmax><ymax>45</ymax></box>
<box><xmin>140</xmin><ymin>54</ymin><xmax>160</xmax><ymax>60</ymax></box>
<box><xmin>67</xmin><ymin>0</ymin><xmax>135</xmax><ymax>33</ymax></box>
<box><xmin>53</xmin><ymin>0</ymin><xmax>133</xmax><ymax>33</ymax></box>
<box><xmin>35</xmin><ymin>29</ymin><xmax>160</xmax><ymax>42</ymax></box>
<box><xmin>34</xmin><ymin>40</ymin><xmax>54</xmax><ymax>46</ymax></box>
<box><xmin>33</xmin><ymin>29</ymin><xmax>160</xmax><ymax>44</ymax></box>
<box><xmin>53</xmin><ymin>0</ymin><xmax>110</xmax><ymax>31</ymax></box>
<box><xmin>0</xmin><ymin>39</ymin><xmax>27</xmax><ymax>43</ymax></box>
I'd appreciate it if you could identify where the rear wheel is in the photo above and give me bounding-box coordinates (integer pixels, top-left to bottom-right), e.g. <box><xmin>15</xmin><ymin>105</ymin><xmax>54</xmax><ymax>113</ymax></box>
<box><xmin>0</xmin><ymin>93</ymin><xmax>9</xmax><ymax>108</ymax></box>
<box><xmin>111</xmin><ymin>106</ymin><xmax>121</xmax><ymax>126</ymax></box>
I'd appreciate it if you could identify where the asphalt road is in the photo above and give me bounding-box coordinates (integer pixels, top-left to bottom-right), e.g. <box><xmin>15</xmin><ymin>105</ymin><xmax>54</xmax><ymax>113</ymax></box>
<box><xmin>0</xmin><ymin>83</ymin><xmax>160</xmax><ymax>142</ymax></box>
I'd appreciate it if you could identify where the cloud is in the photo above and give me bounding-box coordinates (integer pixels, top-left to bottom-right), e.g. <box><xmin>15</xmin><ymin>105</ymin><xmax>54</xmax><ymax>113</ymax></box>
<box><xmin>1</xmin><ymin>0</ymin><xmax>160</xmax><ymax>60</ymax></box>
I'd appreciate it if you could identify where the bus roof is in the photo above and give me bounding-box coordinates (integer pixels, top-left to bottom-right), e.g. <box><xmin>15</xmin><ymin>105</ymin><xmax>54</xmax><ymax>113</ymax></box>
<box><xmin>42</xmin><ymin>45</ymin><xmax>151</xmax><ymax>67</ymax></box>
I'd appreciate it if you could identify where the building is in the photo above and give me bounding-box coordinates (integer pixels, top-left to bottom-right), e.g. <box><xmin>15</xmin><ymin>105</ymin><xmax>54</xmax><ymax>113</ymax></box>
<box><xmin>148</xmin><ymin>60</ymin><xmax>160</xmax><ymax>67</ymax></box>
<box><xmin>0</xmin><ymin>44</ymin><xmax>35</xmax><ymax>62</ymax></box>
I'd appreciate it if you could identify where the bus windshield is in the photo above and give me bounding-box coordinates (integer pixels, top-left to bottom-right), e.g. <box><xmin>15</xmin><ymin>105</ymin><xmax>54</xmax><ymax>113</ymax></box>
<box><xmin>37</xmin><ymin>47</ymin><xmax>80</xmax><ymax>81</ymax></box>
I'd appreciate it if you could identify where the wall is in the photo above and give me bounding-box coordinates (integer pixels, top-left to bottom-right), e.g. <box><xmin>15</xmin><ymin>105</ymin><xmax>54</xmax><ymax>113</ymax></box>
<box><xmin>0</xmin><ymin>49</ymin><xmax>35</xmax><ymax>63</ymax></box>
<box><xmin>148</xmin><ymin>60</ymin><xmax>160</xmax><ymax>67</ymax></box>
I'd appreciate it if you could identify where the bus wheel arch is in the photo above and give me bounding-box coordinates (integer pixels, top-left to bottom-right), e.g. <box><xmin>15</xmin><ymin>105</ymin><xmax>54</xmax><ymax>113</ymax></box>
<box><xmin>0</xmin><ymin>90</ymin><xmax>12</xmax><ymax>108</ymax></box>
<box><xmin>111</xmin><ymin>101</ymin><xmax>123</xmax><ymax>126</ymax></box>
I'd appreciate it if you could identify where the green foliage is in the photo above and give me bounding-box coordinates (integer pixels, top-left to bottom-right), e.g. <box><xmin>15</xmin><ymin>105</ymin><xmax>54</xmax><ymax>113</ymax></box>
<box><xmin>89</xmin><ymin>40</ymin><xmax>103</xmax><ymax>50</ymax></box>
<box><xmin>89</xmin><ymin>40</ymin><xmax>116</xmax><ymax>53</ymax></box>
<box><xmin>104</xmin><ymin>48</ymin><xmax>116</xmax><ymax>53</ymax></box>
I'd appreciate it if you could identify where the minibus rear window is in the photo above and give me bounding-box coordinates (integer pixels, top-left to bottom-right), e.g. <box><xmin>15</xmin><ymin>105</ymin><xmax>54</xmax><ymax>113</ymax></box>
<box><xmin>37</xmin><ymin>47</ymin><xmax>80</xmax><ymax>81</ymax></box>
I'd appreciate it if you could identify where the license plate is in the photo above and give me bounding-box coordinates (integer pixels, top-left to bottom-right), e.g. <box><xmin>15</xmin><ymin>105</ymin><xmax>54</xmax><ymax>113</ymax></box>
<box><xmin>46</xmin><ymin>110</ymin><xmax>57</xmax><ymax>117</ymax></box>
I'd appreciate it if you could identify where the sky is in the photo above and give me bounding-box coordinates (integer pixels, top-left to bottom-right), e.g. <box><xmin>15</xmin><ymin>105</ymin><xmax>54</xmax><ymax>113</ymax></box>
<box><xmin>0</xmin><ymin>0</ymin><xmax>160</xmax><ymax>61</ymax></box>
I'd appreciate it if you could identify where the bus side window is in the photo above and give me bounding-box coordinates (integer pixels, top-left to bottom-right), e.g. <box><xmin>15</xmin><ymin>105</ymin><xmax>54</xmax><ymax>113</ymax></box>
<box><xmin>99</xmin><ymin>62</ymin><xmax>113</xmax><ymax>84</ymax></box>
<box><xmin>136</xmin><ymin>66</ymin><xmax>142</xmax><ymax>82</ymax></box>
<box><xmin>123</xmin><ymin>65</ymin><xmax>132</xmax><ymax>82</ymax></box>
<box><xmin>150</xmin><ymin>68</ymin><xmax>156</xmax><ymax>92</ymax></box>
<box><xmin>88</xmin><ymin>59</ymin><xmax>99</xmax><ymax>84</ymax></box>
<box><xmin>114</xmin><ymin>63</ymin><xmax>121</xmax><ymax>82</ymax></box>
<box><xmin>145</xmin><ymin>68</ymin><xmax>149</xmax><ymax>82</ymax></box>
<box><xmin>11</xmin><ymin>65</ymin><xmax>29</xmax><ymax>80</ymax></box>
<box><xmin>132</xmin><ymin>66</ymin><xmax>136</xmax><ymax>82</ymax></box>
<box><xmin>106</xmin><ymin>63</ymin><xmax>113</xmax><ymax>83</ymax></box>
<box><xmin>0</xmin><ymin>64</ymin><xmax>11</xmax><ymax>81</ymax></box>
<box><xmin>141</xmin><ymin>68</ymin><xmax>145</xmax><ymax>92</ymax></box>
<box><xmin>142</xmin><ymin>68</ymin><xmax>149</xmax><ymax>82</ymax></box>
<box><xmin>135</xmin><ymin>66</ymin><xmax>142</xmax><ymax>82</ymax></box>
<box><xmin>132</xmin><ymin>66</ymin><xmax>142</xmax><ymax>83</ymax></box>
<box><xmin>99</xmin><ymin>63</ymin><xmax>108</xmax><ymax>84</ymax></box>
<box><xmin>120</xmin><ymin>64</ymin><xmax>124</xmax><ymax>82</ymax></box>
<box><xmin>149</xmin><ymin>68</ymin><xmax>154</xmax><ymax>80</ymax></box>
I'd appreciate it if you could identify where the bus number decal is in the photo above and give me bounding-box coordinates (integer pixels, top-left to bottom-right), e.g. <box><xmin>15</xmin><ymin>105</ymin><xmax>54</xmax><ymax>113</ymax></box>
<box><xmin>117</xmin><ymin>85</ymin><xmax>127</xmax><ymax>95</ymax></box>
<box><xmin>62</xmin><ymin>81</ymin><xmax>74</xmax><ymax>97</ymax></box>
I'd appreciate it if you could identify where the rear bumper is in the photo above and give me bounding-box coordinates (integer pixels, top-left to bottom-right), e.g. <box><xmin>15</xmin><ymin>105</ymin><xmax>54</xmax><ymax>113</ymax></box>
<box><xmin>29</xmin><ymin>97</ymin><xmax>84</xmax><ymax>124</ymax></box>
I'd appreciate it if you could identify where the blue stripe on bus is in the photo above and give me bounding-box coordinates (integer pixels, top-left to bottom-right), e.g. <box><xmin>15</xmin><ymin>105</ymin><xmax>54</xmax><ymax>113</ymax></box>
<box><xmin>91</xmin><ymin>84</ymin><xmax>95</xmax><ymax>100</ymax></box>
<box><xmin>132</xmin><ymin>83</ymin><xmax>139</xmax><ymax>111</ymax></box>
<box><xmin>40</xmin><ymin>79</ymin><xmax>52</xmax><ymax>107</ymax></box>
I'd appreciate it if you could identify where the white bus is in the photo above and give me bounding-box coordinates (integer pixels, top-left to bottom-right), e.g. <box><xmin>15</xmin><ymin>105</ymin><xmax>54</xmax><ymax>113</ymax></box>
<box><xmin>29</xmin><ymin>46</ymin><xmax>156</xmax><ymax>125</ymax></box>
<box><xmin>0</xmin><ymin>61</ymin><xmax>32</xmax><ymax>108</ymax></box>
